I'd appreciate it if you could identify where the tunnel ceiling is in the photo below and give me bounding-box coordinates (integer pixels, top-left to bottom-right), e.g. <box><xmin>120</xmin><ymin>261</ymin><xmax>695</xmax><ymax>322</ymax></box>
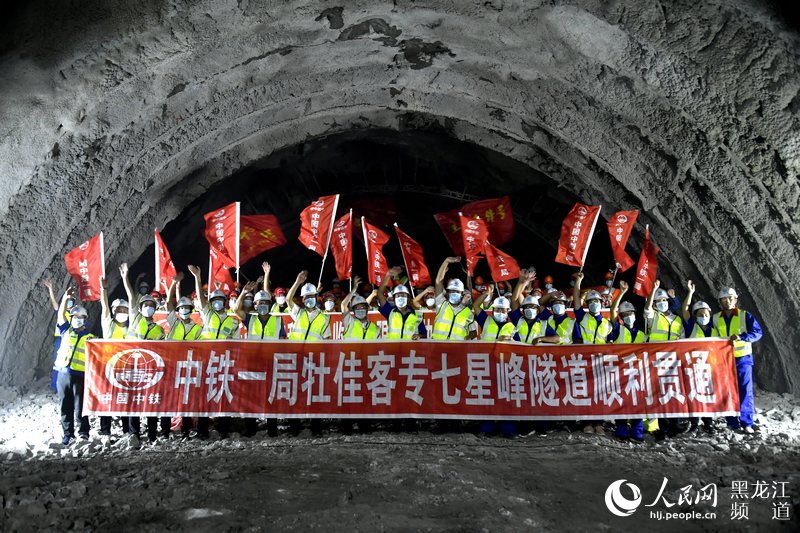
<box><xmin>0</xmin><ymin>1</ymin><xmax>798</xmax><ymax>393</ymax></box>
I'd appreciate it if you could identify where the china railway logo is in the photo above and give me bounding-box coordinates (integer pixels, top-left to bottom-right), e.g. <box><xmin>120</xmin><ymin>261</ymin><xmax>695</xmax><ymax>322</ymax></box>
<box><xmin>466</xmin><ymin>220</ymin><xmax>479</xmax><ymax>230</ymax></box>
<box><xmin>368</xmin><ymin>230</ymin><xmax>378</xmax><ymax>240</ymax></box>
<box><xmin>605</xmin><ymin>479</ymin><xmax>642</xmax><ymax>517</ymax></box>
<box><xmin>105</xmin><ymin>348</ymin><xmax>165</xmax><ymax>391</ymax></box>
<box><xmin>616</xmin><ymin>214</ymin><xmax>628</xmax><ymax>223</ymax></box>
<box><xmin>577</xmin><ymin>206</ymin><xmax>588</xmax><ymax>216</ymax></box>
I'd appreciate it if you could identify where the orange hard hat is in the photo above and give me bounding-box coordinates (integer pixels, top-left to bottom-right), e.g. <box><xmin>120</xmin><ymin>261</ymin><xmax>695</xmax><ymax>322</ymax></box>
<box><xmin>543</xmin><ymin>275</ymin><xmax>554</xmax><ymax>283</ymax></box>
<box><xmin>474</xmin><ymin>276</ymin><xmax>485</xmax><ymax>285</ymax></box>
<box><xmin>604</xmin><ymin>271</ymin><xmax>614</xmax><ymax>280</ymax></box>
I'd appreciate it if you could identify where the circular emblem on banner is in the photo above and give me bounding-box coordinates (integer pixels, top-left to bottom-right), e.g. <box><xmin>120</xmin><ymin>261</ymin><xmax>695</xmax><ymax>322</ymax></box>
<box><xmin>616</xmin><ymin>214</ymin><xmax>628</xmax><ymax>224</ymax></box>
<box><xmin>105</xmin><ymin>348</ymin><xmax>165</xmax><ymax>391</ymax></box>
<box><xmin>313</xmin><ymin>200</ymin><xmax>325</xmax><ymax>207</ymax></box>
<box><xmin>604</xmin><ymin>480</ymin><xmax>642</xmax><ymax>517</ymax></box>
<box><xmin>368</xmin><ymin>230</ymin><xmax>377</xmax><ymax>240</ymax></box>
<box><xmin>466</xmin><ymin>220</ymin><xmax>479</xmax><ymax>230</ymax></box>
<box><xmin>577</xmin><ymin>207</ymin><xmax>588</xmax><ymax>216</ymax></box>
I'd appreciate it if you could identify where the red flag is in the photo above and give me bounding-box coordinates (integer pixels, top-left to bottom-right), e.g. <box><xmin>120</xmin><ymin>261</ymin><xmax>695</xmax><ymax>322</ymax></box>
<box><xmin>434</xmin><ymin>197</ymin><xmax>514</xmax><ymax>255</ymax></box>
<box><xmin>484</xmin><ymin>241</ymin><xmax>520</xmax><ymax>282</ymax></box>
<box><xmin>209</xmin><ymin>245</ymin><xmax>235</xmax><ymax>293</ymax></box>
<box><xmin>362</xmin><ymin>218</ymin><xmax>390</xmax><ymax>285</ymax></box>
<box><xmin>607</xmin><ymin>210</ymin><xmax>638</xmax><ymax>272</ymax></box>
<box><xmin>298</xmin><ymin>194</ymin><xmax>339</xmax><ymax>257</ymax></box>
<box><xmin>330</xmin><ymin>211</ymin><xmax>353</xmax><ymax>280</ymax></box>
<box><xmin>394</xmin><ymin>224</ymin><xmax>432</xmax><ymax>288</ymax></box>
<box><xmin>633</xmin><ymin>226</ymin><xmax>660</xmax><ymax>297</ymax></box>
<box><xmin>555</xmin><ymin>203</ymin><xmax>602</xmax><ymax>267</ymax></box>
<box><xmin>460</xmin><ymin>214</ymin><xmax>488</xmax><ymax>276</ymax></box>
<box><xmin>154</xmin><ymin>229</ymin><xmax>177</xmax><ymax>292</ymax></box>
<box><xmin>64</xmin><ymin>232</ymin><xmax>105</xmax><ymax>302</ymax></box>
<box><xmin>239</xmin><ymin>215</ymin><xmax>287</xmax><ymax>264</ymax></box>
<box><xmin>203</xmin><ymin>202</ymin><xmax>240</xmax><ymax>268</ymax></box>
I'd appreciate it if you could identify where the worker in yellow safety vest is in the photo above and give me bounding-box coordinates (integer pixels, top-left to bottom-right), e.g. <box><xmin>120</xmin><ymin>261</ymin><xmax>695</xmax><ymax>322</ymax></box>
<box><xmin>97</xmin><ymin>274</ymin><xmax>130</xmax><ymax>445</ymax></box>
<box><xmin>377</xmin><ymin>269</ymin><xmax>425</xmax><ymax>339</ymax></box>
<box><xmin>431</xmin><ymin>257</ymin><xmax>474</xmax><ymax>340</ymax></box>
<box><xmin>285</xmin><ymin>270</ymin><xmax>331</xmax><ymax>341</ymax></box>
<box><xmin>537</xmin><ymin>290</ymin><xmax>576</xmax><ymax>345</ymax></box>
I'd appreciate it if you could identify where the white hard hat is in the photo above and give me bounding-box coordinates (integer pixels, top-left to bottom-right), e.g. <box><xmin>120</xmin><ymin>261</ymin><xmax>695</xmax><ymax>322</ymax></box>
<box><xmin>139</xmin><ymin>294</ymin><xmax>157</xmax><ymax>306</ymax></box>
<box><xmin>522</xmin><ymin>295</ymin><xmax>539</xmax><ymax>307</ymax></box>
<box><xmin>392</xmin><ymin>285</ymin><xmax>411</xmax><ymax>296</ymax></box>
<box><xmin>692</xmin><ymin>301</ymin><xmax>712</xmax><ymax>313</ymax></box>
<box><xmin>70</xmin><ymin>305</ymin><xmax>88</xmax><ymax>318</ymax></box>
<box><xmin>618</xmin><ymin>301</ymin><xmax>636</xmax><ymax>314</ymax></box>
<box><xmin>300</xmin><ymin>283</ymin><xmax>317</xmax><ymax>297</ymax></box>
<box><xmin>351</xmin><ymin>295</ymin><xmax>368</xmax><ymax>308</ymax></box>
<box><xmin>209</xmin><ymin>289</ymin><xmax>227</xmax><ymax>301</ymax></box>
<box><xmin>254</xmin><ymin>290</ymin><xmax>272</xmax><ymax>303</ymax></box>
<box><xmin>176</xmin><ymin>297</ymin><xmax>193</xmax><ymax>309</ymax></box>
<box><xmin>718</xmin><ymin>287</ymin><xmax>738</xmax><ymax>299</ymax></box>
<box><xmin>546</xmin><ymin>287</ymin><xmax>557</xmax><ymax>294</ymax></box>
<box><xmin>654</xmin><ymin>288</ymin><xmax>669</xmax><ymax>300</ymax></box>
<box><xmin>491</xmin><ymin>296</ymin><xmax>511</xmax><ymax>309</ymax></box>
<box><xmin>111</xmin><ymin>298</ymin><xmax>129</xmax><ymax>312</ymax></box>
<box><xmin>585</xmin><ymin>290</ymin><xmax>602</xmax><ymax>302</ymax></box>
<box><xmin>551</xmin><ymin>291</ymin><xmax>568</xmax><ymax>303</ymax></box>
<box><xmin>446</xmin><ymin>279</ymin><xmax>465</xmax><ymax>292</ymax></box>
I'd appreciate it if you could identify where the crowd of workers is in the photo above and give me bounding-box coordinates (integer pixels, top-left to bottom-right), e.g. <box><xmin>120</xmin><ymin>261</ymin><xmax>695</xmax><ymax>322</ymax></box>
<box><xmin>44</xmin><ymin>255</ymin><xmax>762</xmax><ymax>448</ymax></box>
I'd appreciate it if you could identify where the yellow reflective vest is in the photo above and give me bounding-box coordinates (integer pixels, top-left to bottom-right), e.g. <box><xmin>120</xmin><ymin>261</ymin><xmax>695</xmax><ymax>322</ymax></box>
<box><xmin>546</xmin><ymin>315</ymin><xmax>575</xmax><ymax>344</ymax></box>
<box><xmin>615</xmin><ymin>325</ymin><xmax>645</xmax><ymax>344</ymax></box>
<box><xmin>387</xmin><ymin>309</ymin><xmax>422</xmax><ymax>339</ymax></box>
<box><xmin>516</xmin><ymin>318</ymin><xmax>545</xmax><ymax>344</ymax></box>
<box><xmin>647</xmin><ymin>312</ymin><xmax>684</xmax><ymax>341</ymax></box>
<box><xmin>247</xmin><ymin>314</ymin><xmax>282</xmax><ymax>340</ymax></box>
<box><xmin>289</xmin><ymin>309</ymin><xmax>330</xmax><ymax>340</ymax></box>
<box><xmin>687</xmin><ymin>322</ymin><xmax>719</xmax><ymax>339</ymax></box>
<box><xmin>126</xmin><ymin>313</ymin><xmax>164</xmax><ymax>340</ymax></box>
<box><xmin>200</xmin><ymin>309</ymin><xmax>240</xmax><ymax>340</ymax></box>
<box><xmin>577</xmin><ymin>313</ymin><xmax>613</xmax><ymax>344</ymax></box>
<box><xmin>432</xmin><ymin>303</ymin><xmax>473</xmax><ymax>340</ymax></box>
<box><xmin>481</xmin><ymin>316</ymin><xmax>516</xmax><ymax>340</ymax></box>
<box><xmin>713</xmin><ymin>310</ymin><xmax>752</xmax><ymax>357</ymax></box>
<box><xmin>344</xmin><ymin>318</ymin><xmax>380</xmax><ymax>339</ymax></box>
<box><xmin>167</xmin><ymin>318</ymin><xmax>202</xmax><ymax>340</ymax></box>
<box><xmin>55</xmin><ymin>328</ymin><xmax>95</xmax><ymax>373</ymax></box>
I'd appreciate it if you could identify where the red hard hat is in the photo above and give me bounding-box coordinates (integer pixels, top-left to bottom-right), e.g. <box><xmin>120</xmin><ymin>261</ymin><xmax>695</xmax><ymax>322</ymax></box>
<box><xmin>543</xmin><ymin>275</ymin><xmax>554</xmax><ymax>283</ymax></box>
<box><xmin>474</xmin><ymin>276</ymin><xmax>485</xmax><ymax>285</ymax></box>
<box><xmin>323</xmin><ymin>292</ymin><xmax>336</xmax><ymax>301</ymax></box>
<box><xmin>274</xmin><ymin>287</ymin><xmax>287</xmax><ymax>297</ymax></box>
<box><xmin>604</xmin><ymin>271</ymin><xmax>614</xmax><ymax>280</ymax></box>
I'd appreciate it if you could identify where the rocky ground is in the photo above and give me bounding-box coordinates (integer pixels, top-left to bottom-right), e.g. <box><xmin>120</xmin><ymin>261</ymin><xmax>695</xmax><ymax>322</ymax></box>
<box><xmin>1</xmin><ymin>379</ymin><xmax>799</xmax><ymax>532</ymax></box>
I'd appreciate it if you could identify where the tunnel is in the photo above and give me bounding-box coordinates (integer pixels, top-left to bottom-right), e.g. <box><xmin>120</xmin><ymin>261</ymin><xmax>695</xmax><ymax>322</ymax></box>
<box><xmin>0</xmin><ymin>0</ymin><xmax>798</xmax><ymax>397</ymax></box>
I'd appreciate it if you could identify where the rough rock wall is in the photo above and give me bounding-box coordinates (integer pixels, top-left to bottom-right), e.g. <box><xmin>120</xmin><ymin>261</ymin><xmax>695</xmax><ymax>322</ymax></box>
<box><xmin>0</xmin><ymin>1</ymin><xmax>798</xmax><ymax>392</ymax></box>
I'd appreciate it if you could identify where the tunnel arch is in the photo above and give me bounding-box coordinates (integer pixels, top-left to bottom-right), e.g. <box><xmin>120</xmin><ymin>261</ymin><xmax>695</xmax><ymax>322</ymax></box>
<box><xmin>0</xmin><ymin>1</ymin><xmax>797</xmax><ymax>392</ymax></box>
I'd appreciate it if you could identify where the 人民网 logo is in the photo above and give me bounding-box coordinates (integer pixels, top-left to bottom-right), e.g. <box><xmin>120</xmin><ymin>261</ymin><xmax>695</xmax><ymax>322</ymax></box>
<box><xmin>605</xmin><ymin>479</ymin><xmax>642</xmax><ymax>517</ymax></box>
<box><xmin>105</xmin><ymin>348</ymin><xmax>165</xmax><ymax>390</ymax></box>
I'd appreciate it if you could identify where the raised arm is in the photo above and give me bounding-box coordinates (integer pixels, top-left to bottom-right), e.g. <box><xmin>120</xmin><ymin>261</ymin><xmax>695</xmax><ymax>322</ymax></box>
<box><xmin>119</xmin><ymin>262</ymin><xmax>135</xmax><ymax>310</ymax></box>
<box><xmin>413</xmin><ymin>286</ymin><xmax>434</xmax><ymax>308</ymax></box>
<box><xmin>572</xmin><ymin>272</ymin><xmax>584</xmax><ymax>311</ymax></box>
<box><xmin>165</xmin><ymin>273</ymin><xmax>183</xmax><ymax>312</ymax></box>
<box><xmin>610</xmin><ymin>280</ymin><xmax>628</xmax><ymax>323</ymax></box>
<box><xmin>58</xmin><ymin>287</ymin><xmax>75</xmax><ymax>325</ymax></box>
<box><xmin>262</xmin><ymin>262</ymin><xmax>271</xmax><ymax>293</ymax></box>
<box><xmin>473</xmin><ymin>285</ymin><xmax>493</xmax><ymax>315</ymax></box>
<box><xmin>644</xmin><ymin>279</ymin><xmax>660</xmax><ymax>313</ymax></box>
<box><xmin>682</xmin><ymin>280</ymin><xmax>695</xmax><ymax>321</ymax></box>
<box><xmin>435</xmin><ymin>256</ymin><xmax>461</xmax><ymax>296</ymax></box>
<box><xmin>340</xmin><ymin>277</ymin><xmax>360</xmax><ymax>316</ymax></box>
<box><xmin>378</xmin><ymin>267</ymin><xmax>402</xmax><ymax>306</ymax></box>
<box><xmin>42</xmin><ymin>279</ymin><xmax>58</xmax><ymax>311</ymax></box>
<box><xmin>366</xmin><ymin>289</ymin><xmax>378</xmax><ymax>306</ymax></box>
<box><xmin>233</xmin><ymin>281</ymin><xmax>258</xmax><ymax>320</ymax></box>
<box><xmin>99</xmin><ymin>275</ymin><xmax>111</xmax><ymax>320</ymax></box>
<box><xmin>512</xmin><ymin>269</ymin><xmax>535</xmax><ymax>311</ymax></box>
<box><xmin>286</xmin><ymin>270</ymin><xmax>308</xmax><ymax>307</ymax></box>
<box><xmin>187</xmin><ymin>265</ymin><xmax>206</xmax><ymax>310</ymax></box>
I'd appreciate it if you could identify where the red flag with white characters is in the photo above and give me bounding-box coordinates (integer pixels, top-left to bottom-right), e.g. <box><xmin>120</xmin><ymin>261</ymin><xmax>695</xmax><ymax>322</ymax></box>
<box><xmin>298</xmin><ymin>195</ymin><xmax>339</xmax><ymax>257</ymax></box>
<box><xmin>394</xmin><ymin>224</ymin><xmax>432</xmax><ymax>288</ymax></box>
<box><xmin>483</xmin><ymin>241</ymin><xmax>520</xmax><ymax>282</ymax></box>
<box><xmin>633</xmin><ymin>226</ymin><xmax>660</xmax><ymax>297</ymax></box>
<box><xmin>460</xmin><ymin>214</ymin><xmax>488</xmax><ymax>276</ymax></box>
<box><xmin>607</xmin><ymin>210</ymin><xmax>638</xmax><ymax>272</ymax></box>
<box><xmin>238</xmin><ymin>215</ymin><xmax>287</xmax><ymax>264</ymax></box>
<box><xmin>330</xmin><ymin>211</ymin><xmax>353</xmax><ymax>281</ymax></box>
<box><xmin>434</xmin><ymin>197</ymin><xmax>514</xmax><ymax>255</ymax></box>
<box><xmin>362</xmin><ymin>218</ymin><xmax>390</xmax><ymax>285</ymax></box>
<box><xmin>203</xmin><ymin>202</ymin><xmax>240</xmax><ymax>268</ymax></box>
<box><xmin>209</xmin><ymin>245</ymin><xmax>235</xmax><ymax>293</ymax></box>
<box><xmin>154</xmin><ymin>229</ymin><xmax>177</xmax><ymax>292</ymax></box>
<box><xmin>555</xmin><ymin>203</ymin><xmax>602</xmax><ymax>267</ymax></box>
<box><xmin>64</xmin><ymin>232</ymin><xmax>105</xmax><ymax>301</ymax></box>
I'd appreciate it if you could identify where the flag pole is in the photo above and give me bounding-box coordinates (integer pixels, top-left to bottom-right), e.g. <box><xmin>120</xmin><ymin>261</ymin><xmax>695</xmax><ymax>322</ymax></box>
<box><xmin>235</xmin><ymin>202</ymin><xmax>241</xmax><ymax>285</ymax></box>
<box><xmin>579</xmin><ymin>205</ymin><xmax>602</xmax><ymax>273</ymax></box>
<box><xmin>154</xmin><ymin>229</ymin><xmax>160</xmax><ymax>293</ymax></box>
<box><xmin>317</xmin><ymin>194</ymin><xmax>340</xmax><ymax>288</ymax></box>
<box><xmin>361</xmin><ymin>216</ymin><xmax>370</xmax><ymax>285</ymax></box>
<box><xmin>348</xmin><ymin>208</ymin><xmax>353</xmax><ymax>294</ymax></box>
<box><xmin>99</xmin><ymin>231</ymin><xmax>106</xmax><ymax>280</ymax></box>
<box><xmin>394</xmin><ymin>223</ymin><xmax>416</xmax><ymax>298</ymax></box>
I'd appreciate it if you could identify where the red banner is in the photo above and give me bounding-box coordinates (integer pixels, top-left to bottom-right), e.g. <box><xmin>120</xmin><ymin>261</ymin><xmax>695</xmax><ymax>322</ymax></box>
<box><xmin>434</xmin><ymin>197</ymin><xmax>514</xmax><ymax>255</ymax></box>
<box><xmin>154</xmin><ymin>229</ymin><xmax>177</xmax><ymax>292</ymax></box>
<box><xmin>633</xmin><ymin>226</ymin><xmax>660</xmax><ymax>297</ymax></box>
<box><xmin>484</xmin><ymin>241</ymin><xmax>520</xmax><ymax>282</ymax></box>
<box><xmin>84</xmin><ymin>339</ymin><xmax>739</xmax><ymax>419</ymax></box>
<box><xmin>555</xmin><ymin>203</ymin><xmax>602</xmax><ymax>267</ymax></box>
<box><xmin>460</xmin><ymin>214</ymin><xmax>488</xmax><ymax>276</ymax></box>
<box><xmin>330</xmin><ymin>211</ymin><xmax>353</xmax><ymax>281</ymax></box>
<box><xmin>239</xmin><ymin>215</ymin><xmax>287</xmax><ymax>264</ymax></box>
<box><xmin>204</xmin><ymin>202</ymin><xmax>240</xmax><ymax>268</ymax></box>
<box><xmin>209</xmin><ymin>245</ymin><xmax>235</xmax><ymax>293</ymax></box>
<box><xmin>394</xmin><ymin>224</ymin><xmax>431</xmax><ymax>288</ymax></box>
<box><xmin>362</xmin><ymin>218</ymin><xmax>390</xmax><ymax>285</ymax></box>
<box><xmin>298</xmin><ymin>195</ymin><xmax>339</xmax><ymax>256</ymax></box>
<box><xmin>607</xmin><ymin>210</ymin><xmax>638</xmax><ymax>272</ymax></box>
<box><xmin>64</xmin><ymin>232</ymin><xmax>105</xmax><ymax>302</ymax></box>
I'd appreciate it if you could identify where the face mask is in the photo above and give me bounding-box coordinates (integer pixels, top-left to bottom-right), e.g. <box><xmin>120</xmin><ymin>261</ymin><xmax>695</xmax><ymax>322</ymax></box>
<box><xmin>71</xmin><ymin>318</ymin><xmax>85</xmax><ymax>329</ymax></box>
<box><xmin>229</xmin><ymin>299</ymin><xmax>237</xmax><ymax>309</ymax></box>
<box><xmin>257</xmin><ymin>304</ymin><xmax>270</xmax><ymax>315</ymax></box>
<box><xmin>395</xmin><ymin>296</ymin><xmax>408</xmax><ymax>309</ymax></box>
<box><xmin>523</xmin><ymin>308</ymin><xmax>537</xmax><ymax>320</ymax></box>
<box><xmin>588</xmin><ymin>301</ymin><xmax>601</xmax><ymax>314</ymax></box>
<box><xmin>569</xmin><ymin>280</ymin><xmax>575</xmax><ymax>287</ymax></box>
<box><xmin>696</xmin><ymin>315</ymin><xmax>710</xmax><ymax>326</ymax></box>
<box><xmin>623</xmin><ymin>314</ymin><xmax>635</xmax><ymax>327</ymax></box>
<box><xmin>425</xmin><ymin>298</ymin><xmax>436</xmax><ymax>307</ymax></box>
<box><xmin>655</xmin><ymin>301</ymin><xmax>669</xmax><ymax>313</ymax></box>
<box><xmin>354</xmin><ymin>309</ymin><xmax>367</xmax><ymax>320</ymax></box>
<box><xmin>178</xmin><ymin>308</ymin><xmax>192</xmax><ymax>319</ymax></box>
<box><xmin>324</xmin><ymin>301</ymin><xmax>335</xmax><ymax>311</ymax></box>
<box><xmin>544</xmin><ymin>284</ymin><xmax>552</xmax><ymax>290</ymax></box>
<box><xmin>66</xmin><ymin>299</ymin><xmax>75</xmax><ymax>309</ymax></box>
<box><xmin>141</xmin><ymin>306</ymin><xmax>156</xmax><ymax>318</ymax></box>
<box><xmin>304</xmin><ymin>297</ymin><xmax>317</xmax><ymax>309</ymax></box>
<box><xmin>276</xmin><ymin>296</ymin><xmax>286</xmax><ymax>305</ymax></box>
<box><xmin>494</xmin><ymin>312</ymin><xmax>508</xmax><ymax>323</ymax></box>
<box><xmin>606</xmin><ymin>280</ymin><xmax>613</xmax><ymax>287</ymax></box>
<box><xmin>243</xmin><ymin>298</ymin><xmax>253</xmax><ymax>307</ymax></box>
<box><xmin>552</xmin><ymin>303</ymin><xmax>566</xmax><ymax>315</ymax></box>
<box><xmin>212</xmin><ymin>300</ymin><xmax>225</xmax><ymax>312</ymax></box>
<box><xmin>115</xmin><ymin>312</ymin><xmax>128</xmax><ymax>323</ymax></box>
<box><xmin>448</xmin><ymin>292</ymin><xmax>462</xmax><ymax>305</ymax></box>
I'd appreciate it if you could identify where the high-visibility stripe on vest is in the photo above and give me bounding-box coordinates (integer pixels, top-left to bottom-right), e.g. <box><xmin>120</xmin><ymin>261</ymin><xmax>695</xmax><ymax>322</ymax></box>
<box><xmin>615</xmin><ymin>326</ymin><xmax>645</xmax><ymax>344</ymax></box>
<box><xmin>713</xmin><ymin>310</ymin><xmax>752</xmax><ymax>357</ymax></box>
<box><xmin>344</xmin><ymin>318</ymin><xmax>380</xmax><ymax>340</ymax></box>
<box><xmin>481</xmin><ymin>316</ymin><xmax>516</xmax><ymax>341</ymax></box>
<box><xmin>200</xmin><ymin>311</ymin><xmax>240</xmax><ymax>340</ymax></box>
<box><xmin>687</xmin><ymin>323</ymin><xmax>719</xmax><ymax>339</ymax></box>
<box><xmin>516</xmin><ymin>319</ymin><xmax>545</xmax><ymax>344</ymax></box>
<box><xmin>168</xmin><ymin>319</ymin><xmax>201</xmax><ymax>340</ymax></box>
<box><xmin>289</xmin><ymin>309</ymin><xmax>330</xmax><ymax>340</ymax></box>
<box><xmin>247</xmin><ymin>314</ymin><xmax>282</xmax><ymax>340</ymax></box>
<box><xmin>647</xmin><ymin>312</ymin><xmax>684</xmax><ymax>341</ymax></box>
<box><xmin>578</xmin><ymin>314</ymin><xmax>613</xmax><ymax>344</ymax></box>
<box><xmin>432</xmin><ymin>303</ymin><xmax>472</xmax><ymax>340</ymax></box>
<box><xmin>547</xmin><ymin>315</ymin><xmax>575</xmax><ymax>344</ymax></box>
<box><xmin>126</xmin><ymin>313</ymin><xmax>164</xmax><ymax>340</ymax></box>
<box><xmin>387</xmin><ymin>309</ymin><xmax>421</xmax><ymax>339</ymax></box>
<box><xmin>107</xmin><ymin>321</ymin><xmax>128</xmax><ymax>339</ymax></box>
<box><xmin>55</xmin><ymin>329</ymin><xmax>94</xmax><ymax>373</ymax></box>
<box><xmin>54</xmin><ymin>310</ymin><xmax>71</xmax><ymax>337</ymax></box>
